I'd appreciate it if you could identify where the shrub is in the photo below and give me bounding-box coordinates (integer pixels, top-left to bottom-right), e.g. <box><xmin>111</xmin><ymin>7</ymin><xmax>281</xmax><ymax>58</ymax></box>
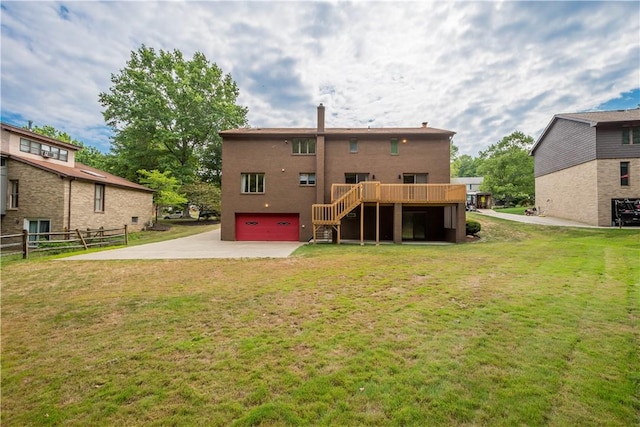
<box><xmin>466</xmin><ymin>220</ymin><xmax>481</xmax><ymax>236</ymax></box>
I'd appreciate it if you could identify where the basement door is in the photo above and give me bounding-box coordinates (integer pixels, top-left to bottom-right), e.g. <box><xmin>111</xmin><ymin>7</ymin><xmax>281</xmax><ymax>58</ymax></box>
<box><xmin>235</xmin><ymin>213</ymin><xmax>299</xmax><ymax>241</ymax></box>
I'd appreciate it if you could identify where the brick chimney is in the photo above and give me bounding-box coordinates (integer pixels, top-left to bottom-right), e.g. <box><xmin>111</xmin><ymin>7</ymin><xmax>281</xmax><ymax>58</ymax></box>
<box><xmin>317</xmin><ymin>103</ymin><xmax>325</xmax><ymax>133</ymax></box>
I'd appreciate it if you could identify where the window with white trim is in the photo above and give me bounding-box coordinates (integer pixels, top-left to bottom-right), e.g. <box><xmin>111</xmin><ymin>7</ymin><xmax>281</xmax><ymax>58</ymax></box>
<box><xmin>349</xmin><ymin>138</ymin><xmax>358</xmax><ymax>153</ymax></box>
<box><xmin>20</xmin><ymin>138</ymin><xmax>69</xmax><ymax>161</ymax></box>
<box><xmin>9</xmin><ymin>180</ymin><xmax>19</xmax><ymax>208</ymax></box>
<box><xmin>95</xmin><ymin>184</ymin><xmax>105</xmax><ymax>212</ymax></box>
<box><xmin>241</xmin><ymin>173</ymin><xmax>265</xmax><ymax>193</ymax></box>
<box><xmin>292</xmin><ymin>138</ymin><xmax>316</xmax><ymax>154</ymax></box>
<box><xmin>27</xmin><ymin>219</ymin><xmax>51</xmax><ymax>244</ymax></box>
<box><xmin>622</xmin><ymin>127</ymin><xmax>640</xmax><ymax>145</ymax></box>
<box><xmin>299</xmin><ymin>173</ymin><xmax>316</xmax><ymax>186</ymax></box>
<box><xmin>390</xmin><ymin>138</ymin><xmax>399</xmax><ymax>155</ymax></box>
<box><xmin>345</xmin><ymin>173</ymin><xmax>369</xmax><ymax>184</ymax></box>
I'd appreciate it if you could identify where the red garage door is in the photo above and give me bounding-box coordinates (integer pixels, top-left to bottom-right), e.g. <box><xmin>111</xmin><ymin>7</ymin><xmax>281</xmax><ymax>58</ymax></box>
<box><xmin>235</xmin><ymin>213</ymin><xmax>299</xmax><ymax>241</ymax></box>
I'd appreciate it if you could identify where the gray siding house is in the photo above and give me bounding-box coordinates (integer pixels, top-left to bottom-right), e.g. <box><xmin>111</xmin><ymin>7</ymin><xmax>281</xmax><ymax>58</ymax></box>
<box><xmin>530</xmin><ymin>109</ymin><xmax>640</xmax><ymax>226</ymax></box>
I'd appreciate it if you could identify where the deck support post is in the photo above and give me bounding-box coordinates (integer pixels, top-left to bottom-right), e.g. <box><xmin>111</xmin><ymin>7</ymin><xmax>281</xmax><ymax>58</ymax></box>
<box><xmin>376</xmin><ymin>202</ymin><xmax>380</xmax><ymax>246</ymax></box>
<box><xmin>360</xmin><ymin>202</ymin><xmax>364</xmax><ymax>245</ymax></box>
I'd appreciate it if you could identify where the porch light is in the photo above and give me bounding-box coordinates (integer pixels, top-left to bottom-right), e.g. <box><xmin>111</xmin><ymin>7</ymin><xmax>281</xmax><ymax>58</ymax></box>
<box><xmin>398</xmin><ymin>174</ymin><xmax>402</xmax><ymax>179</ymax></box>
<box><xmin>402</xmin><ymin>139</ymin><xmax>407</xmax><ymax>143</ymax></box>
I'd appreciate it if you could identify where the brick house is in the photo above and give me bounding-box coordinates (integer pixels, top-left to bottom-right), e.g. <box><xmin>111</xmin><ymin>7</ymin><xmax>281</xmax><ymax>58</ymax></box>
<box><xmin>530</xmin><ymin>109</ymin><xmax>640</xmax><ymax>226</ymax></box>
<box><xmin>1</xmin><ymin>122</ymin><xmax>154</xmax><ymax>236</ymax></box>
<box><xmin>220</xmin><ymin>104</ymin><xmax>467</xmax><ymax>243</ymax></box>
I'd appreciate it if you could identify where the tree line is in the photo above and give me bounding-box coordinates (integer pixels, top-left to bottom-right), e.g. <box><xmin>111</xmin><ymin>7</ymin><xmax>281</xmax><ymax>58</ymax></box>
<box><xmin>451</xmin><ymin>131</ymin><xmax>535</xmax><ymax>207</ymax></box>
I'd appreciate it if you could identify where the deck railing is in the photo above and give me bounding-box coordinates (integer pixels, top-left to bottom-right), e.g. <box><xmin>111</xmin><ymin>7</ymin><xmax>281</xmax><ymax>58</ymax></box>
<box><xmin>313</xmin><ymin>182</ymin><xmax>466</xmax><ymax>225</ymax></box>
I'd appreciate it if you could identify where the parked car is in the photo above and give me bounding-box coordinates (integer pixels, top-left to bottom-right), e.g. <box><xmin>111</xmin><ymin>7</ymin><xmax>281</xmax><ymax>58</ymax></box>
<box><xmin>163</xmin><ymin>212</ymin><xmax>183</xmax><ymax>219</ymax></box>
<box><xmin>198</xmin><ymin>210</ymin><xmax>219</xmax><ymax>220</ymax></box>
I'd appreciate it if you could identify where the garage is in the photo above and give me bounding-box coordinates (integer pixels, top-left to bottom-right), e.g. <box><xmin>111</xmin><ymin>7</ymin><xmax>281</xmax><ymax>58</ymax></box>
<box><xmin>235</xmin><ymin>213</ymin><xmax>300</xmax><ymax>241</ymax></box>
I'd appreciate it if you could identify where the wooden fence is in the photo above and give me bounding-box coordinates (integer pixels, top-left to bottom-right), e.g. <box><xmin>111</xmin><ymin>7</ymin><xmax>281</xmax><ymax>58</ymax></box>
<box><xmin>0</xmin><ymin>225</ymin><xmax>128</xmax><ymax>259</ymax></box>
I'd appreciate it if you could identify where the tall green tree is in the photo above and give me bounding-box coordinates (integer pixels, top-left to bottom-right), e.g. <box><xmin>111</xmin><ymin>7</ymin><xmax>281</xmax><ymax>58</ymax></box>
<box><xmin>26</xmin><ymin>124</ymin><xmax>108</xmax><ymax>169</ymax></box>
<box><xmin>454</xmin><ymin>154</ymin><xmax>484</xmax><ymax>177</ymax></box>
<box><xmin>478</xmin><ymin>131</ymin><xmax>534</xmax><ymax>206</ymax></box>
<box><xmin>137</xmin><ymin>169</ymin><xmax>188</xmax><ymax>221</ymax></box>
<box><xmin>99</xmin><ymin>45</ymin><xmax>248</xmax><ymax>184</ymax></box>
<box><xmin>182</xmin><ymin>181</ymin><xmax>221</xmax><ymax>214</ymax></box>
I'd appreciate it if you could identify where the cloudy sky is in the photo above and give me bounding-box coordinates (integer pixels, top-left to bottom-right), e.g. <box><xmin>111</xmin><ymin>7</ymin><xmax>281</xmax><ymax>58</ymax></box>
<box><xmin>1</xmin><ymin>1</ymin><xmax>639</xmax><ymax>156</ymax></box>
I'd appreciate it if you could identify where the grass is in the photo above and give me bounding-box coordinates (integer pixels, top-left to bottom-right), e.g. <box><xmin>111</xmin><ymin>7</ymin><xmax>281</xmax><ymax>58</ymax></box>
<box><xmin>1</xmin><ymin>215</ymin><xmax>638</xmax><ymax>426</ymax></box>
<box><xmin>493</xmin><ymin>206</ymin><xmax>528</xmax><ymax>215</ymax></box>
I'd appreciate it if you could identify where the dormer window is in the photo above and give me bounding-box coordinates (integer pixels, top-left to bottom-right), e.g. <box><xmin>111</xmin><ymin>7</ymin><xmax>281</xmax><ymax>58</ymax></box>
<box><xmin>20</xmin><ymin>138</ymin><xmax>68</xmax><ymax>162</ymax></box>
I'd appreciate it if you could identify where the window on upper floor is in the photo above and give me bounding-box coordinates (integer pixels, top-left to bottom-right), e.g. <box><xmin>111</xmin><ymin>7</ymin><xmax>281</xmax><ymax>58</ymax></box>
<box><xmin>299</xmin><ymin>173</ymin><xmax>316</xmax><ymax>186</ymax></box>
<box><xmin>390</xmin><ymin>138</ymin><xmax>399</xmax><ymax>155</ymax></box>
<box><xmin>620</xmin><ymin>162</ymin><xmax>630</xmax><ymax>186</ymax></box>
<box><xmin>403</xmin><ymin>173</ymin><xmax>429</xmax><ymax>184</ymax></box>
<box><xmin>9</xmin><ymin>180</ymin><xmax>19</xmax><ymax>208</ymax></box>
<box><xmin>345</xmin><ymin>173</ymin><xmax>369</xmax><ymax>184</ymax></box>
<box><xmin>622</xmin><ymin>127</ymin><xmax>640</xmax><ymax>145</ymax></box>
<box><xmin>20</xmin><ymin>138</ymin><xmax>69</xmax><ymax>161</ymax></box>
<box><xmin>292</xmin><ymin>138</ymin><xmax>316</xmax><ymax>155</ymax></box>
<box><xmin>95</xmin><ymin>184</ymin><xmax>105</xmax><ymax>212</ymax></box>
<box><xmin>241</xmin><ymin>173</ymin><xmax>265</xmax><ymax>193</ymax></box>
<box><xmin>349</xmin><ymin>138</ymin><xmax>358</xmax><ymax>153</ymax></box>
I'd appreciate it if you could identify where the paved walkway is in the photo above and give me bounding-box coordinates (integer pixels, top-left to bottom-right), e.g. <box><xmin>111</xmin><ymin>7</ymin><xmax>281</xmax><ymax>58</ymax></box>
<box><xmin>61</xmin><ymin>228</ymin><xmax>305</xmax><ymax>261</ymax></box>
<box><xmin>474</xmin><ymin>209</ymin><xmax>602</xmax><ymax>228</ymax></box>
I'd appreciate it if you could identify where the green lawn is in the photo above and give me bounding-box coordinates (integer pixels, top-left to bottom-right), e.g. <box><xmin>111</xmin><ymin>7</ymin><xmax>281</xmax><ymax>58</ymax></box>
<box><xmin>493</xmin><ymin>206</ymin><xmax>528</xmax><ymax>215</ymax></box>
<box><xmin>1</xmin><ymin>215</ymin><xmax>638</xmax><ymax>426</ymax></box>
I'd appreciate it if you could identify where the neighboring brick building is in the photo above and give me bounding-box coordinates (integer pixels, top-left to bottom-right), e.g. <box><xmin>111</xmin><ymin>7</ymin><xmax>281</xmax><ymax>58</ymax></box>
<box><xmin>1</xmin><ymin>123</ymin><xmax>154</xmax><ymax>236</ymax></box>
<box><xmin>530</xmin><ymin>109</ymin><xmax>640</xmax><ymax>226</ymax></box>
<box><xmin>220</xmin><ymin>104</ymin><xmax>467</xmax><ymax>243</ymax></box>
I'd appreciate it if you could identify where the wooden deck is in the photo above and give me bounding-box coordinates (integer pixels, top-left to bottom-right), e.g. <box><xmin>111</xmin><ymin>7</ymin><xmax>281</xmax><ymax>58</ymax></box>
<box><xmin>312</xmin><ymin>182</ymin><xmax>466</xmax><ymax>226</ymax></box>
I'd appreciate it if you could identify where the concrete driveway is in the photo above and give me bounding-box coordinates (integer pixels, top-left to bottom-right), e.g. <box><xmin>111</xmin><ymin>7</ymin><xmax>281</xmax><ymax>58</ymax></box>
<box><xmin>61</xmin><ymin>228</ymin><xmax>305</xmax><ymax>260</ymax></box>
<box><xmin>474</xmin><ymin>209</ymin><xmax>602</xmax><ymax>227</ymax></box>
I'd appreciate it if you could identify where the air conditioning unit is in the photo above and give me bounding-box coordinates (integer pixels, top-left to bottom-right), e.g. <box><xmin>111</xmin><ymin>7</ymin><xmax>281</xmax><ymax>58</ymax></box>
<box><xmin>41</xmin><ymin>150</ymin><xmax>54</xmax><ymax>158</ymax></box>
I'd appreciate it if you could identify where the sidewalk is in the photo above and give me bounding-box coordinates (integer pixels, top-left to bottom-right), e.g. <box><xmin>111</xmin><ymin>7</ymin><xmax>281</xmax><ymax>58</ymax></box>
<box><xmin>474</xmin><ymin>209</ymin><xmax>601</xmax><ymax>228</ymax></box>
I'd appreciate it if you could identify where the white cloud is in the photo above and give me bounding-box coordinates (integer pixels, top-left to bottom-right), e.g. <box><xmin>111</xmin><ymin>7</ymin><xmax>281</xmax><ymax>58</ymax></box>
<box><xmin>1</xmin><ymin>1</ymin><xmax>638</xmax><ymax>156</ymax></box>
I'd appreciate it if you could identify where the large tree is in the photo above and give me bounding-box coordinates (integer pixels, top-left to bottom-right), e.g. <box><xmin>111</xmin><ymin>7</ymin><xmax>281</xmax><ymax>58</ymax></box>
<box><xmin>27</xmin><ymin>125</ymin><xmax>108</xmax><ymax>169</ymax></box>
<box><xmin>478</xmin><ymin>131</ymin><xmax>534</xmax><ymax>206</ymax></box>
<box><xmin>137</xmin><ymin>169</ymin><xmax>188</xmax><ymax>221</ymax></box>
<box><xmin>99</xmin><ymin>45</ymin><xmax>248</xmax><ymax>184</ymax></box>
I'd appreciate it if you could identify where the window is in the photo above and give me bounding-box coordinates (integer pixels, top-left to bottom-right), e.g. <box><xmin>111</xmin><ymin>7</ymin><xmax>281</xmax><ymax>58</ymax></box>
<box><xmin>9</xmin><ymin>180</ymin><xmax>18</xmax><ymax>208</ymax></box>
<box><xmin>620</xmin><ymin>162</ymin><xmax>630</xmax><ymax>186</ymax></box>
<box><xmin>292</xmin><ymin>138</ymin><xmax>316</xmax><ymax>154</ymax></box>
<box><xmin>299</xmin><ymin>173</ymin><xmax>316</xmax><ymax>186</ymax></box>
<box><xmin>131</xmin><ymin>217</ymin><xmax>139</xmax><ymax>224</ymax></box>
<box><xmin>345</xmin><ymin>173</ymin><xmax>369</xmax><ymax>184</ymax></box>
<box><xmin>622</xmin><ymin>127</ymin><xmax>640</xmax><ymax>145</ymax></box>
<box><xmin>27</xmin><ymin>219</ymin><xmax>51</xmax><ymax>244</ymax></box>
<box><xmin>390</xmin><ymin>138</ymin><xmax>399</xmax><ymax>155</ymax></box>
<box><xmin>19</xmin><ymin>138</ymin><xmax>69</xmax><ymax>161</ymax></box>
<box><xmin>349</xmin><ymin>138</ymin><xmax>358</xmax><ymax>153</ymax></box>
<box><xmin>241</xmin><ymin>173</ymin><xmax>265</xmax><ymax>193</ymax></box>
<box><xmin>95</xmin><ymin>184</ymin><xmax>105</xmax><ymax>212</ymax></box>
<box><xmin>403</xmin><ymin>173</ymin><xmax>429</xmax><ymax>183</ymax></box>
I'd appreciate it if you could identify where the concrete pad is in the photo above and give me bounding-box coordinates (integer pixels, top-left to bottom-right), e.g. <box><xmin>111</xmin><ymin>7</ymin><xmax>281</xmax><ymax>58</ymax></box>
<box><xmin>60</xmin><ymin>228</ymin><xmax>305</xmax><ymax>260</ymax></box>
<box><xmin>474</xmin><ymin>209</ymin><xmax>602</xmax><ymax>227</ymax></box>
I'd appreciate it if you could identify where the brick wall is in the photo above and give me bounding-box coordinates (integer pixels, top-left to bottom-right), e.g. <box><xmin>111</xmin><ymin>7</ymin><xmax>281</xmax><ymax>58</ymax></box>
<box><xmin>69</xmin><ymin>179</ymin><xmax>153</xmax><ymax>232</ymax></box>
<box><xmin>1</xmin><ymin>160</ymin><xmax>153</xmax><ymax>235</ymax></box>
<box><xmin>535</xmin><ymin>158</ymin><xmax>640</xmax><ymax>226</ymax></box>
<box><xmin>535</xmin><ymin>161</ymin><xmax>599</xmax><ymax>225</ymax></box>
<box><xmin>1</xmin><ymin>161</ymin><xmax>66</xmax><ymax>235</ymax></box>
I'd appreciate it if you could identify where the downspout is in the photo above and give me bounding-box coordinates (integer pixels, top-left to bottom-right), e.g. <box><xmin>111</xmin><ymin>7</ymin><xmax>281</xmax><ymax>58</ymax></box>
<box><xmin>67</xmin><ymin>177</ymin><xmax>75</xmax><ymax>230</ymax></box>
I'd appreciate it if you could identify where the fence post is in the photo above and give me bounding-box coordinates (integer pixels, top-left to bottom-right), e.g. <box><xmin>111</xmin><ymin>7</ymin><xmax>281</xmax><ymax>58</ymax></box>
<box><xmin>22</xmin><ymin>229</ymin><xmax>29</xmax><ymax>259</ymax></box>
<box><xmin>124</xmin><ymin>224</ymin><xmax>128</xmax><ymax>245</ymax></box>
